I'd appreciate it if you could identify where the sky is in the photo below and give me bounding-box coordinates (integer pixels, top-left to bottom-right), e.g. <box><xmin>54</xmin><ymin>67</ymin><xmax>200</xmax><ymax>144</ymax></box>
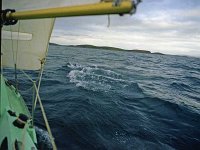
<box><xmin>50</xmin><ymin>0</ymin><xmax>200</xmax><ymax>57</ymax></box>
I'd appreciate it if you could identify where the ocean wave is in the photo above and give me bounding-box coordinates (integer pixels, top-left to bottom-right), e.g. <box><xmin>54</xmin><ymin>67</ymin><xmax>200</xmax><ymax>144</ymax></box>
<box><xmin>67</xmin><ymin>63</ymin><xmax>128</xmax><ymax>92</ymax></box>
<box><xmin>35</xmin><ymin>126</ymin><xmax>53</xmax><ymax>149</ymax></box>
<box><xmin>184</xmin><ymin>76</ymin><xmax>200</xmax><ymax>85</ymax></box>
<box><xmin>67</xmin><ymin>62</ymin><xmax>83</xmax><ymax>70</ymax></box>
<box><xmin>4</xmin><ymin>45</ymin><xmax>200</xmax><ymax>149</ymax></box>
<box><xmin>170</xmin><ymin>82</ymin><xmax>192</xmax><ymax>92</ymax></box>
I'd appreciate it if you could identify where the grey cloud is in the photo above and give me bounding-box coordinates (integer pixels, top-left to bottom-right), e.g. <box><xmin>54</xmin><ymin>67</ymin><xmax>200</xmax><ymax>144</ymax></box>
<box><xmin>51</xmin><ymin>0</ymin><xmax>200</xmax><ymax>57</ymax></box>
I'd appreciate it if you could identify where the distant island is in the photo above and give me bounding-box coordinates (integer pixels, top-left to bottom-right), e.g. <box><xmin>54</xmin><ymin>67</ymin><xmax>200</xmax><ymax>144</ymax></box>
<box><xmin>49</xmin><ymin>43</ymin><xmax>164</xmax><ymax>55</ymax></box>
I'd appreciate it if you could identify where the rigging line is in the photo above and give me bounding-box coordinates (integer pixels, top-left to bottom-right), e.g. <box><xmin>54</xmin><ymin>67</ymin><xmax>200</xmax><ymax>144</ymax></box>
<box><xmin>21</xmin><ymin>63</ymin><xmax>46</xmax><ymax>127</ymax></box>
<box><xmin>32</xmin><ymin>83</ymin><xmax>35</xmax><ymax>127</ymax></box>
<box><xmin>10</xmin><ymin>25</ymin><xmax>18</xmax><ymax>89</ymax></box>
<box><xmin>14</xmin><ymin>64</ymin><xmax>18</xmax><ymax>90</ymax></box>
<box><xmin>32</xmin><ymin>19</ymin><xmax>54</xmax><ymax>127</ymax></box>
<box><xmin>14</xmin><ymin>21</ymin><xmax>21</xmax><ymax>90</ymax></box>
<box><xmin>33</xmin><ymin>82</ymin><xmax>57</xmax><ymax>150</ymax></box>
<box><xmin>19</xmin><ymin>84</ymin><xmax>34</xmax><ymax>92</ymax></box>
<box><xmin>1</xmin><ymin>42</ymin><xmax>9</xmax><ymax>52</ymax></box>
<box><xmin>1</xmin><ymin>31</ymin><xmax>11</xmax><ymax>56</ymax></box>
<box><xmin>16</xmin><ymin>21</ymin><xmax>20</xmax><ymax>70</ymax></box>
<box><xmin>20</xmin><ymin>63</ymin><xmax>44</xmax><ymax>125</ymax></box>
<box><xmin>10</xmin><ymin>25</ymin><xmax>15</xmax><ymax>66</ymax></box>
<box><xmin>19</xmin><ymin>19</ymin><xmax>55</xmax><ymax>148</ymax></box>
<box><xmin>20</xmin><ymin>69</ymin><xmax>38</xmax><ymax>123</ymax></box>
<box><xmin>32</xmin><ymin>19</ymin><xmax>55</xmax><ymax>123</ymax></box>
<box><xmin>32</xmin><ymin>62</ymin><xmax>45</xmax><ymax>127</ymax></box>
<box><xmin>107</xmin><ymin>15</ymin><xmax>110</xmax><ymax>27</ymax></box>
<box><xmin>20</xmin><ymin>70</ymin><xmax>34</xmax><ymax>83</ymax></box>
<box><xmin>33</xmin><ymin>63</ymin><xmax>44</xmax><ymax>112</ymax></box>
<box><xmin>20</xmin><ymin>69</ymin><xmax>36</xmax><ymax>122</ymax></box>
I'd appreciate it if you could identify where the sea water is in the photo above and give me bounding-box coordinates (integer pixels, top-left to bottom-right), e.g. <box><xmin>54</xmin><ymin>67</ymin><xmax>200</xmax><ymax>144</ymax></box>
<box><xmin>4</xmin><ymin>44</ymin><xmax>200</xmax><ymax>150</ymax></box>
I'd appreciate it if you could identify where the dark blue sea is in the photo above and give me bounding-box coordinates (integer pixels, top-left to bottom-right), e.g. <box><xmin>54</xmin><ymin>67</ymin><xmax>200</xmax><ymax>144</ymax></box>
<box><xmin>4</xmin><ymin>44</ymin><xmax>200</xmax><ymax>150</ymax></box>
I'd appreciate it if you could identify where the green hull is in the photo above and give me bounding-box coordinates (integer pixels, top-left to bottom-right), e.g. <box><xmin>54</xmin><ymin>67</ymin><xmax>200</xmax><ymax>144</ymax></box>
<box><xmin>0</xmin><ymin>75</ymin><xmax>37</xmax><ymax>149</ymax></box>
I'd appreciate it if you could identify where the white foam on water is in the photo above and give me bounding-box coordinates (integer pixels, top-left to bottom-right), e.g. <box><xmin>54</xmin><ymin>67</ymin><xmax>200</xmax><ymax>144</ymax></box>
<box><xmin>67</xmin><ymin>63</ymin><xmax>129</xmax><ymax>92</ymax></box>
<box><xmin>35</xmin><ymin>126</ymin><xmax>53</xmax><ymax>149</ymax></box>
<box><xmin>67</xmin><ymin>62</ymin><xmax>82</xmax><ymax>69</ymax></box>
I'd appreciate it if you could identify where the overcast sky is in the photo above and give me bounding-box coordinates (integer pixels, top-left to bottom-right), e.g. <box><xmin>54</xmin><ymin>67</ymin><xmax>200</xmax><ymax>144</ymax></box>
<box><xmin>50</xmin><ymin>0</ymin><xmax>200</xmax><ymax>57</ymax></box>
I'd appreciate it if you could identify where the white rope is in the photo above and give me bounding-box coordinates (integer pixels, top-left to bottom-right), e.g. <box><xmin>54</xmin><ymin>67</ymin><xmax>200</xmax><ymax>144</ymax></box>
<box><xmin>33</xmin><ymin>64</ymin><xmax>44</xmax><ymax>110</ymax></box>
<box><xmin>16</xmin><ymin>21</ymin><xmax>20</xmax><ymax>67</ymax></box>
<box><xmin>20</xmin><ymin>70</ymin><xmax>35</xmax><ymax>83</ymax></box>
<box><xmin>20</xmin><ymin>66</ymin><xmax>57</xmax><ymax>150</ymax></box>
<box><xmin>10</xmin><ymin>26</ymin><xmax>15</xmax><ymax>66</ymax></box>
<box><xmin>107</xmin><ymin>15</ymin><xmax>110</xmax><ymax>27</ymax></box>
<box><xmin>33</xmin><ymin>83</ymin><xmax>57</xmax><ymax>150</ymax></box>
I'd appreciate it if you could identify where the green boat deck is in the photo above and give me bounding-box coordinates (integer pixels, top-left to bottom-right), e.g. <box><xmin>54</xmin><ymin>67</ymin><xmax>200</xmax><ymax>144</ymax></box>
<box><xmin>0</xmin><ymin>76</ymin><xmax>30</xmax><ymax>116</ymax></box>
<box><xmin>0</xmin><ymin>75</ymin><xmax>37</xmax><ymax>149</ymax></box>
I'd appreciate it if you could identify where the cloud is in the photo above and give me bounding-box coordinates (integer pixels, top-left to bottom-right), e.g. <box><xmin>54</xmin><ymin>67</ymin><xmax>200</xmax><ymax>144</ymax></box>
<box><xmin>51</xmin><ymin>0</ymin><xmax>200</xmax><ymax>57</ymax></box>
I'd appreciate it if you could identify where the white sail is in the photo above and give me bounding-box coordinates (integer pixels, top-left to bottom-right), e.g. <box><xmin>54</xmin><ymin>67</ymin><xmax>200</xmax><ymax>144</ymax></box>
<box><xmin>2</xmin><ymin>0</ymin><xmax>99</xmax><ymax>70</ymax></box>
